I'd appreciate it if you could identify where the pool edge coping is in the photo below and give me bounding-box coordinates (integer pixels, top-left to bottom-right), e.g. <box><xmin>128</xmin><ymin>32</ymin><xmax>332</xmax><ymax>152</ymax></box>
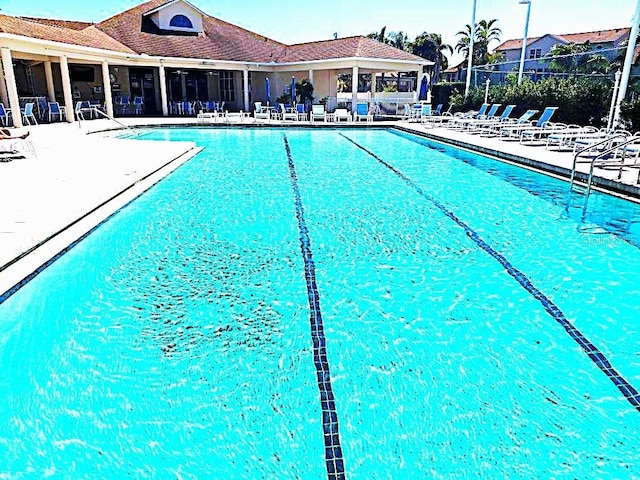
<box><xmin>0</xmin><ymin>144</ymin><xmax>203</xmax><ymax>303</ymax></box>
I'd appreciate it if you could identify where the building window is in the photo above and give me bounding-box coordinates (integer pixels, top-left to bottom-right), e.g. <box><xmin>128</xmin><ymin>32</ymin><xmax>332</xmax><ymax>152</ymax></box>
<box><xmin>169</xmin><ymin>14</ymin><xmax>193</xmax><ymax>28</ymax></box>
<box><xmin>219</xmin><ymin>71</ymin><xmax>235</xmax><ymax>103</ymax></box>
<box><xmin>529</xmin><ymin>48</ymin><xmax>542</xmax><ymax>59</ymax></box>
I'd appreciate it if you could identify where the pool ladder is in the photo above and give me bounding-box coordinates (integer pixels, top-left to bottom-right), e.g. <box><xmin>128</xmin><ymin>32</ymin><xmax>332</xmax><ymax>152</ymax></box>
<box><xmin>77</xmin><ymin>108</ymin><xmax>143</xmax><ymax>137</ymax></box>
<box><xmin>568</xmin><ymin>134</ymin><xmax>639</xmax><ymax>215</ymax></box>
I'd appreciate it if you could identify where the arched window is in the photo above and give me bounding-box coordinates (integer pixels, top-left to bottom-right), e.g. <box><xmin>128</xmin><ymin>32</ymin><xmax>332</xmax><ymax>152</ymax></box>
<box><xmin>169</xmin><ymin>14</ymin><xmax>193</xmax><ymax>28</ymax></box>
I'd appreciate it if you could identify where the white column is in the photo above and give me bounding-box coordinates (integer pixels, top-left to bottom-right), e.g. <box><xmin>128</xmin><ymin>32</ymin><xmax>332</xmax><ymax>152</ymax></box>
<box><xmin>351</xmin><ymin>65</ymin><xmax>359</xmax><ymax>112</ymax></box>
<box><xmin>59</xmin><ymin>55</ymin><xmax>75</xmax><ymax>123</ymax></box>
<box><xmin>44</xmin><ymin>61</ymin><xmax>56</xmax><ymax>102</ymax></box>
<box><xmin>613</xmin><ymin>0</ymin><xmax>640</xmax><ymax>127</ymax></box>
<box><xmin>0</xmin><ymin>62</ymin><xmax>8</xmax><ymax>106</ymax></box>
<box><xmin>370</xmin><ymin>72</ymin><xmax>376</xmax><ymax>97</ymax></box>
<box><xmin>1</xmin><ymin>48</ymin><xmax>22</xmax><ymax>127</ymax></box>
<box><xmin>464</xmin><ymin>0</ymin><xmax>477</xmax><ymax>97</ymax></box>
<box><xmin>101</xmin><ymin>61</ymin><xmax>114</xmax><ymax>118</ymax></box>
<box><xmin>159</xmin><ymin>65</ymin><xmax>168</xmax><ymax>116</ymax></box>
<box><xmin>243</xmin><ymin>69</ymin><xmax>249</xmax><ymax>112</ymax></box>
<box><xmin>308</xmin><ymin>69</ymin><xmax>314</xmax><ymax>85</ymax></box>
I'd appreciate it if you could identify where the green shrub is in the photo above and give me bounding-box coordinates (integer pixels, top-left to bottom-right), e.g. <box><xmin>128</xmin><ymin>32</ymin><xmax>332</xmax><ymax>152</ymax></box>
<box><xmin>431</xmin><ymin>82</ymin><xmax>465</xmax><ymax>109</ymax></box>
<box><xmin>620</xmin><ymin>99</ymin><xmax>640</xmax><ymax>131</ymax></box>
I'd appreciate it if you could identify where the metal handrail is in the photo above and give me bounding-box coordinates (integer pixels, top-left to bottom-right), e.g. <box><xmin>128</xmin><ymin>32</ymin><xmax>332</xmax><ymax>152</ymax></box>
<box><xmin>76</xmin><ymin>106</ymin><xmax>140</xmax><ymax>135</ymax></box>
<box><xmin>569</xmin><ymin>133</ymin><xmax>628</xmax><ymax>189</ymax></box>
<box><xmin>568</xmin><ymin>134</ymin><xmax>640</xmax><ymax>216</ymax></box>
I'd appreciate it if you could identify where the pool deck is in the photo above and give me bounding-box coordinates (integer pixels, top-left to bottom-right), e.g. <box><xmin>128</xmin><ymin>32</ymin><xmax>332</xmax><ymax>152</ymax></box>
<box><xmin>1</xmin><ymin>117</ymin><xmax>639</xmax><ymax>297</ymax></box>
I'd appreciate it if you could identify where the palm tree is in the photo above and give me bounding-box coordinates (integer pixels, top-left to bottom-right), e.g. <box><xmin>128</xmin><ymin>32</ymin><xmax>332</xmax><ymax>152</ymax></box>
<box><xmin>546</xmin><ymin>43</ymin><xmax>591</xmax><ymax>75</ymax></box>
<box><xmin>455</xmin><ymin>19</ymin><xmax>501</xmax><ymax>65</ymax></box>
<box><xmin>367</xmin><ymin>26</ymin><xmax>388</xmax><ymax>44</ymax></box>
<box><xmin>411</xmin><ymin>32</ymin><xmax>453</xmax><ymax>84</ymax></box>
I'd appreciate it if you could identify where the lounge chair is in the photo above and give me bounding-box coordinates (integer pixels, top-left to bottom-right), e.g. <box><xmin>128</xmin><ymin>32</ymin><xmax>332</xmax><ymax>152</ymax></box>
<box><xmin>281</xmin><ymin>104</ymin><xmax>298</xmax><ymax>121</ymax></box>
<box><xmin>545</xmin><ymin>126</ymin><xmax>600</xmax><ymax>151</ymax></box>
<box><xmin>22</xmin><ymin>102</ymin><xmax>38</xmax><ymax>125</ymax></box>
<box><xmin>573</xmin><ymin>129</ymin><xmax>631</xmax><ymax>156</ymax></box>
<box><xmin>441</xmin><ymin>103</ymin><xmax>490</xmax><ymax>125</ymax></box>
<box><xmin>354</xmin><ymin>103</ymin><xmax>373</xmax><ymax>122</ymax></box>
<box><xmin>310</xmin><ymin>104</ymin><xmax>327</xmax><ymax>122</ymax></box>
<box><xmin>498</xmin><ymin>106</ymin><xmax>558</xmax><ymax>139</ymax></box>
<box><xmin>253</xmin><ymin>102</ymin><xmax>270</xmax><ymax>121</ymax></box>
<box><xmin>454</xmin><ymin>103</ymin><xmax>502</xmax><ymax>130</ymax></box>
<box><xmin>0</xmin><ymin>129</ymin><xmax>36</xmax><ymax>159</ymax></box>
<box><xmin>334</xmin><ymin>108</ymin><xmax>352</xmax><ymax>122</ymax></box>
<box><xmin>48</xmin><ymin>102</ymin><xmax>66</xmax><ymax>122</ymax></box>
<box><xmin>466</xmin><ymin>105</ymin><xmax>516</xmax><ymax>133</ymax></box>
<box><xmin>482</xmin><ymin>109</ymin><xmax>538</xmax><ymax>137</ymax></box>
<box><xmin>519</xmin><ymin>122</ymin><xmax>578</xmax><ymax>145</ymax></box>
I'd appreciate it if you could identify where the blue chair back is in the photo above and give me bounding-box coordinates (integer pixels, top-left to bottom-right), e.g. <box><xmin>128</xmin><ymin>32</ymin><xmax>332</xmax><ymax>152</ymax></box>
<box><xmin>516</xmin><ymin>109</ymin><xmax>538</xmax><ymax>123</ymax></box>
<box><xmin>134</xmin><ymin>96</ymin><xmax>144</xmax><ymax>105</ymax></box>
<box><xmin>433</xmin><ymin>104</ymin><xmax>443</xmax><ymax>115</ymax></box>
<box><xmin>0</xmin><ymin>103</ymin><xmax>7</xmax><ymax>117</ymax></box>
<box><xmin>356</xmin><ymin>103</ymin><xmax>368</xmax><ymax>115</ymax></box>
<box><xmin>24</xmin><ymin>103</ymin><xmax>34</xmax><ymax>116</ymax></box>
<box><xmin>297</xmin><ymin>104</ymin><xmax>305</xmax><ymax>113</ymax></box>
<box><xmin>49</xmin><ymin>102</ymin><xmax>61</xmax><ymax>114</ymax></box>
<box><xmin>421</xmin><ymin>104</ymin><xmax>431</xmax><ymax>116</ymax></box>
<box><xmin>475</xmin><ymin>103</ymin><xmax>490</xmax><ymax>118</ymax></box>
<box><xmin>499</xmin><ymin>105</ymin><xmax>516</xmax><ymax>120</ymax></box>
<box><xmin>535</xmin><ymin>107</ymin><xmax>558</xmax><ymax>127</ymax></box>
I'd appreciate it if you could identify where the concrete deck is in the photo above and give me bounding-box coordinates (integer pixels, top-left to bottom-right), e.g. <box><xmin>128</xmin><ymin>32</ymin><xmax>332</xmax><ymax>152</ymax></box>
<box><xmin>1</xmin><ymin>117</ymin><xmax>639</xmax><ymax>298</ymax></box>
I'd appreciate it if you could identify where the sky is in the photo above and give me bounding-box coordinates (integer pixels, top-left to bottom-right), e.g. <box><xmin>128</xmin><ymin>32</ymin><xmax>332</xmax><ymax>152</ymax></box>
<box><xmin>0</xmin><ymin>0</ymin><xmax>636</xmax><ymax>65</ymax></box>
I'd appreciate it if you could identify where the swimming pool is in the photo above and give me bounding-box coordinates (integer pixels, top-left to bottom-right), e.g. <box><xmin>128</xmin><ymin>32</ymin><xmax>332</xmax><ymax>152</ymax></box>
<box><xmin>1</xmin><ymin>127</ymin><xmax>639</xmax><ymax>478</ymax></box>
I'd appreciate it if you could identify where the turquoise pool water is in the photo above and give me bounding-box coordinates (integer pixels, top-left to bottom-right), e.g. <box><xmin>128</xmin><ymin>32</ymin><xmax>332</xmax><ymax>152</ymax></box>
<box><xmin>1</xmin><ymin>128</ymin><xmax>640</xmax><ymax>478</ymax></box>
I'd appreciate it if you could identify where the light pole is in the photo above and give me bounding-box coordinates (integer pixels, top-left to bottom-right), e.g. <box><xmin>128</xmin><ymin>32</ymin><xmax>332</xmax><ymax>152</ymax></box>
<box><xmin>484</xmin><ymin>78</ymin><xmax>490</xmax><ymax>103</ymax></box>
<box><xmin>464</xmin><ymin>0</ymin><xmax>477</xmax><ymax>97</ymax></box>
<box><xmin>517</xmin><ymin>0</ymin><xmax>532</xmax><ymax>85</ymax></box>
<box><xmin>613</xmin><ymin>0</ymin><xmax>640</xmax><ymax>127</ymax></box>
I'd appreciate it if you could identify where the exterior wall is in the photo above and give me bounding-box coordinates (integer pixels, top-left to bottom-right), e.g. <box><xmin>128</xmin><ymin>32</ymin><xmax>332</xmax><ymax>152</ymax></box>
<box><xmin>149</xmin><ymin>2</ymin><xmax>203</xmax><ymax>32</ymax></box>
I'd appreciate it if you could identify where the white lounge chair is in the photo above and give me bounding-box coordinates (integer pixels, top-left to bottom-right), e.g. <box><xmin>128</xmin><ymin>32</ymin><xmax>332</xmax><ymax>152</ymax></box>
<box><xmin>310</xmin><ymin>104</ymin><xmax>327</xmax><ymax>122</ymax></box>
<box><xmin>281</xmin><ymin>104</ymin><xmax>298</xmax><ymax>121</ymax></box>
<box><xmin>253</xmin><ymin>102</ymin><xmax>270</xmax><ymax>121</ymax></box>
<box><xmin>334</xmin><ymin>108</ymin><xmax>351</xmax><ymax>122</ymax></box>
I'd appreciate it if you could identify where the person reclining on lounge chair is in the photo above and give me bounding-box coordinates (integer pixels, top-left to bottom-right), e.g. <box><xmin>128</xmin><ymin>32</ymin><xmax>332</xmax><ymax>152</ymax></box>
<box><xmin>1</xmin><ymin>128</ymin><xmax>30</xmax><ymax>140</ymax></box>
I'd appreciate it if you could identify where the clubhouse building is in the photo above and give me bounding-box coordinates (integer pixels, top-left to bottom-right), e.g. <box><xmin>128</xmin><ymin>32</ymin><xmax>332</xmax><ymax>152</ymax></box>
<box><xmin>0</xmin><ymin>0</ymin><xmax>431</xmax><ymax>126</ymax></box>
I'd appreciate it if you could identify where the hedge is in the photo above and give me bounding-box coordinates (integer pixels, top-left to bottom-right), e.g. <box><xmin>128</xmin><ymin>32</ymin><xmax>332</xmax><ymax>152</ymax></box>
<box><xmin>435</xmin><ymin>77</ymin><xmax>615</xmax><ymax>127</ymax></box>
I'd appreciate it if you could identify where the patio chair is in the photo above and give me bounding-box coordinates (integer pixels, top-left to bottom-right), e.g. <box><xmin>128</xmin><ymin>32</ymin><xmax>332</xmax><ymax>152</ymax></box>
<box><xmin>253</xmin><ymin>102</ymin><xmax>270</xmax><ymax>121</ymax></box>
<box><xmin>37</xmin><ymin>98</ymin><xmax>49</xmax><ymax>122</ymax></box>
<box><xmin>519</xmin><ymin>121</ymin><xmax>575</xmax><ymax>145</ymax></box>
<box><xmin>281</xmin><ymin>104</ymin><xmax>298</xmax><ymax>121</ymax></box>
<box><xmin>334</xmin><ymin>108</ymin><xmax>352</xmax><ymax>122</ymax></box>
<box><xmin>22</xmin><ymin>102</ymin><xmax>38</xmax><ymax>125</ymax></box>
<box><xmin>0</xmin><ymin>103</ymin><xmax>12</xmax><ymax>126</ymax></box>
<box><xmin>448</xmin><ymin>103</ymin><xmax>500</xmax><ymax>130</ymax></box>
<box><xmin>296</xmin><ymin>103</ymin><xmax>307</xmax><ymax>121</ymax></box>
<box><xmin>545</xmin><ymin>126</ymin><xmax>600</xmax><ymax>151</ymax></box>
<box><xmin>48</xmin><ymin>102</ymin><xmax>66</xmax><ymax>122</ymax></box>
<box><xmin>310</xmin><ymin>104</ymin><xmax>327</xmax><ymax>122</ymax></box>
<box><xmin>133</xmin><ymin>96</ymin><xmax>144</xmax><ymax>115</ymax></box>
<box><xmin>354</xmin><ymin>103</ymin><xmax>373</xmax><ymax>122</ymax></box>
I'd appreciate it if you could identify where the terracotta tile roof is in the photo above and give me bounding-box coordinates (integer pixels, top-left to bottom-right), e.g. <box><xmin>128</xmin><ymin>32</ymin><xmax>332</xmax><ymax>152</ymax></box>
<box><xmin>1</xmin><ymin>1</ymin><xmax>428</xmax><ymax>65</ymax></box>
<box><xmin>496</xmin><ymin>28</ymin><xmax>630</xmax><ymax>51</ymax></box>
<box><xmin>94</xmin><ymin>0</ymin><xmax>286</xmax><ymax>62</ymax></box>
<box><xmin>18</xmin><ymin>17</ymin><xmax>94</xmax><ymax>31</ymax></box>
<box><xmin>0</xmin><ymin>14</ymin><xmax>136</xmax><ymax>53</ymax></box>
<box><xmin>277</xmin><ymin>36</ymin><xmax>427</xmax><ymax>63</ymax></box>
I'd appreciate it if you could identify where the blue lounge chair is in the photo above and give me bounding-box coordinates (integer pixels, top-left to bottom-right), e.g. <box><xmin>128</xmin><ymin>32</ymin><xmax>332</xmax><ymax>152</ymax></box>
<box><xmin>482</xmin><ymin>109</ymin><xmax>538</xmax><ymax>137</ymax></box>
<box><xmin>455</xmin><ymin>103</ymin><xmax>502</xmax><ymax>130</ymax></box>
<box><xmin>296</xmin><ymin>103</ymin><xmax>307</xmax><ymax>121</ymax></box>
<box><xmin>467</xmin><ymin>105</ymin><xmax>516</xmax><ymax>133</ymax></box>
<box><xmin>499</xmin><ymin>106</ymin><xmax>558</xmax><ymax>139</ymax></box>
